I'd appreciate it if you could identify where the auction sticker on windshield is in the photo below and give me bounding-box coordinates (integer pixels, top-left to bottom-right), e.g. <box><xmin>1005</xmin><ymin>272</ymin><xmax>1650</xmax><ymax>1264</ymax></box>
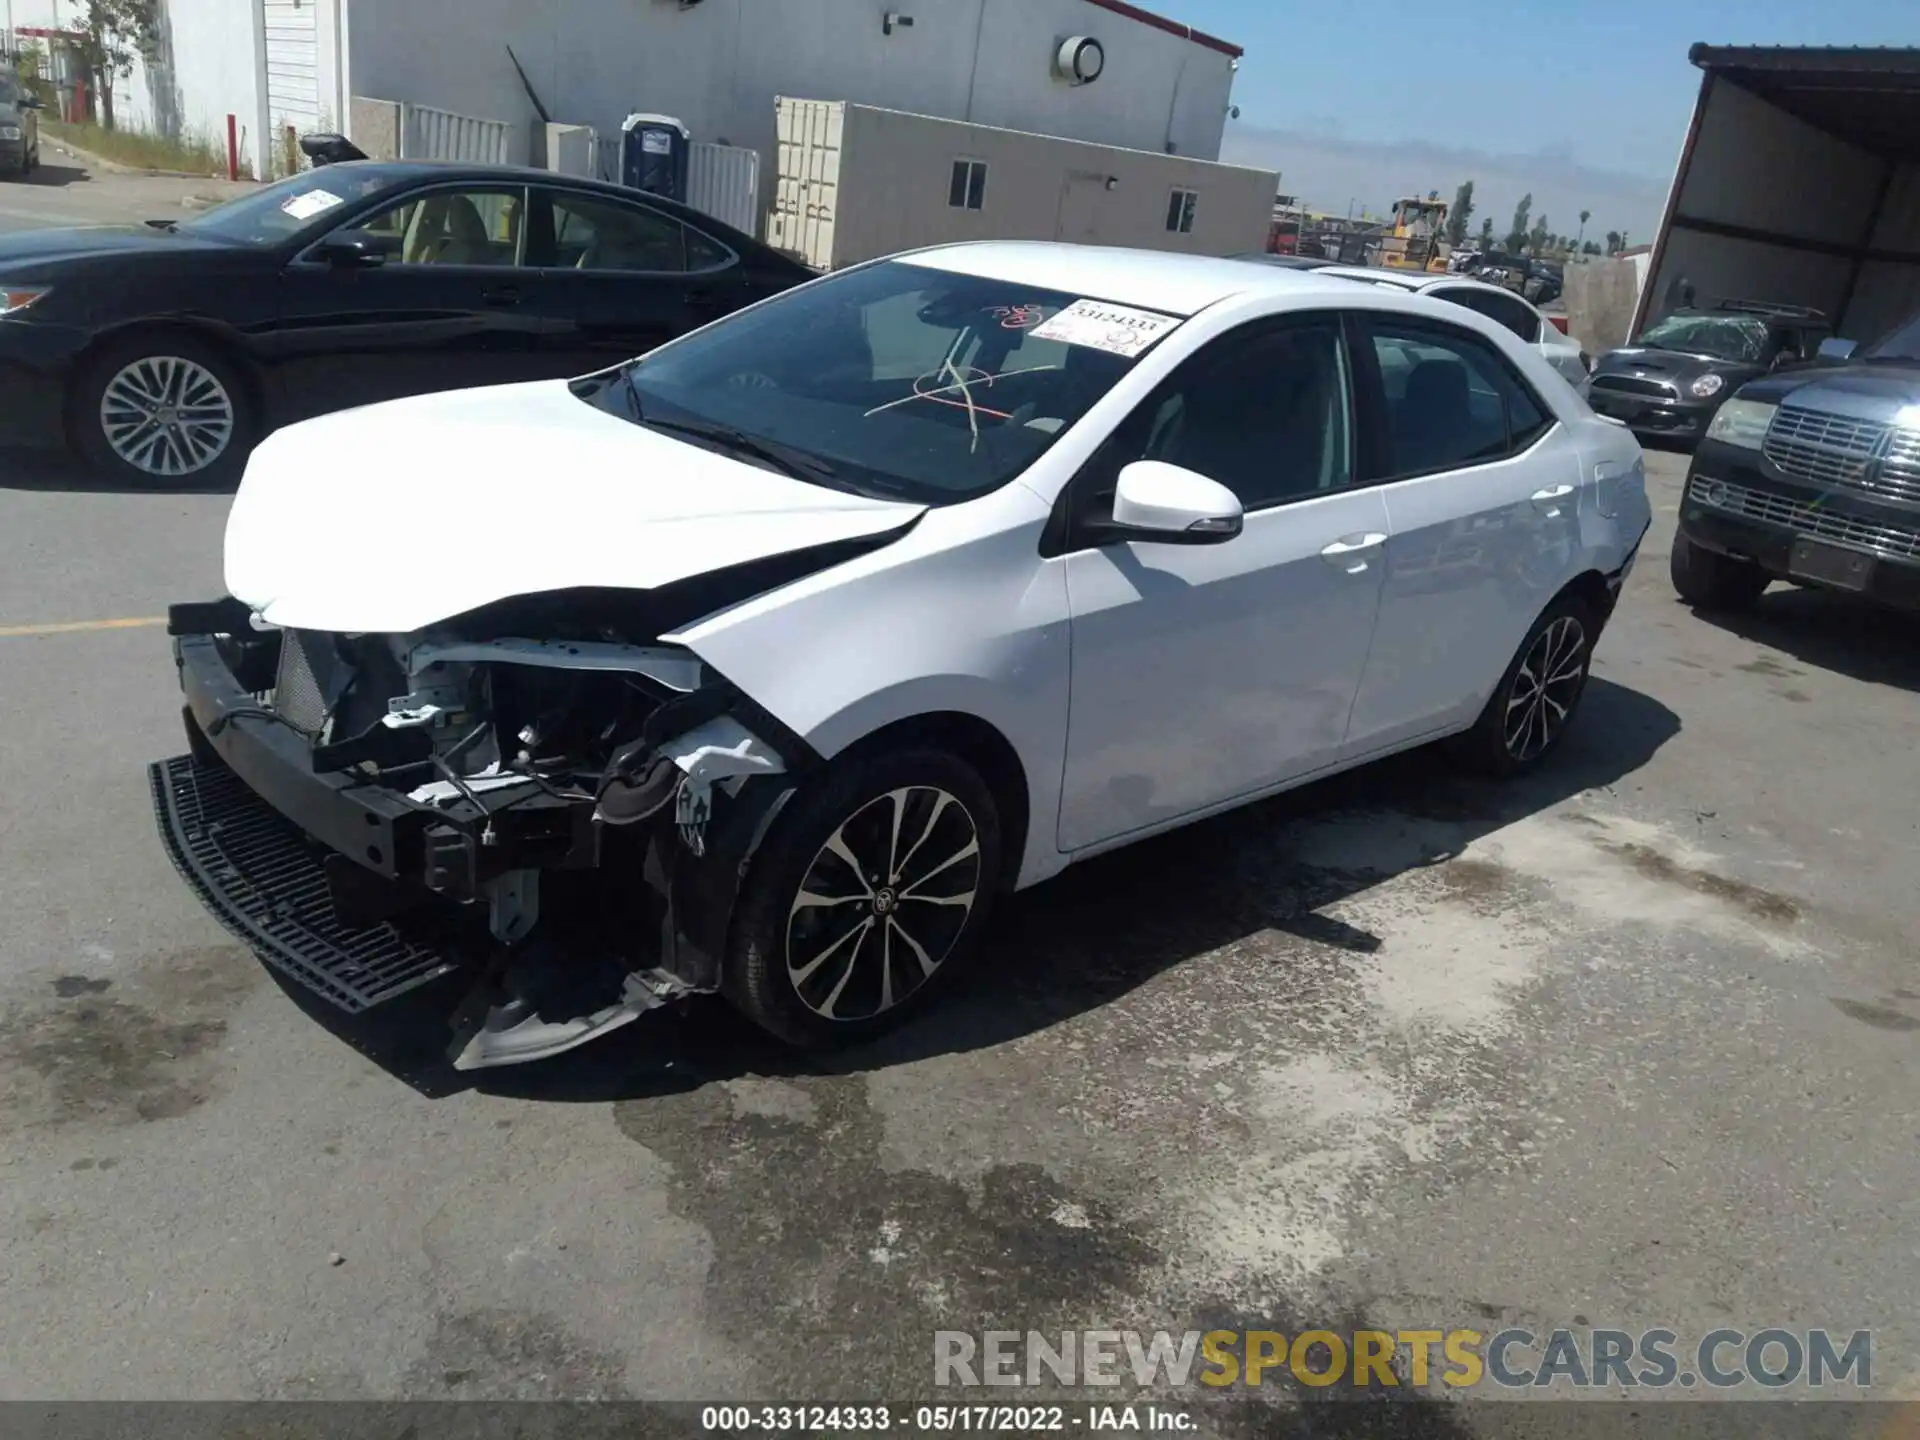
<box><xmin>281</xmin><ymin>189</ymin><xmax>345</xmax><ymax>221</ymax></box>
<box><xmin>1030</xmin><ymin>299</ymin><xmax>1181</xmax><ymax>358</ymax></box>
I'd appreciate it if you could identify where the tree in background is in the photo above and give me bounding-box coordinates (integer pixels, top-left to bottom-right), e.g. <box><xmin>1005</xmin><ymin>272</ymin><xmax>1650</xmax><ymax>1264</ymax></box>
<box><xmin>72</xmin><ymin>0</ymin><xmax>160</xmax><ymax>129</ymax></box>
<box><xmin>1505</xmin><ymin>194</ymin><xmax>1533</xmax><ymax>252</ymax></box>
<box><xmin>1529</xmin><ymin>214</ymin><xmax>1551</xmax><ymax>254</ymax></box>
<box><xmin>1604</xmin><ymin>230</ymin><xmax>1623</xmax><ymax>255</ymax></box>
<box><xmin>1478</xmin><ymin>216</ymin><xmax>1495</xmax><ymax>248</ymax></box>
<box><xmin>1582</xmin><ymin>240</ymin><xmax>1602</xmax><ymax>256</ymax></box>
<box><xmin>1445</xmin><ymin>180</ymin><xmax>1475</xmax><ymax>247</ymax></box>
<box><xmin>1577</xmin><ymin>209</ymin><xmax>1591</xmax><ymax>248</ymax></box>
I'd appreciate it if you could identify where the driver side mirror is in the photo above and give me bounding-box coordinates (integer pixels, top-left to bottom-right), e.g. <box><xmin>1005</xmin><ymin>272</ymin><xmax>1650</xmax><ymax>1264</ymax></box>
<box><xmin>314</xmin><ymin>230</ymin><xmax>398</xmax><ymax>269</ymax></box>
<box><xmin>1103</xmin><ymin>461</ymin><xmax>1244</xmax><ymax>545</ymax></box>
<box><xmin>19</xmin><ymin>96</ymin><xmax>45</xmax><ymax>111</ymax></box>
<box><xmin>1816</xmin><ymin>337</ymin><xmax>1857</xmax><ymax>365</ymax></box>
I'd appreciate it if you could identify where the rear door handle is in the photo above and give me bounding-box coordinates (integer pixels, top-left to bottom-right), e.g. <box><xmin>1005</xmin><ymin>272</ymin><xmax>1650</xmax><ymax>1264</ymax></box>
<box><xmin>1320</xmin><ymin>532</ymin><xmax>1388</xmax><ymax>572</ymax></box>
<box><xmin>481</xmin><ymin>286</ymin><xmax>522</xmax><ymax>308</ymax></box>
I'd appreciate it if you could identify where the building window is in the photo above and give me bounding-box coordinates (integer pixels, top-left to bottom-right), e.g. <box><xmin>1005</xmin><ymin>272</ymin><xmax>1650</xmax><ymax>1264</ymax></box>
<box><xmin>1166</xmin><ymin>188</ymin><xmax>1198</xmax><ymax>234</ymax></box>
<box><xmin>949</xmin><ymin>159</ymin><xmax>988</xmax><ymax>211</ymax></box>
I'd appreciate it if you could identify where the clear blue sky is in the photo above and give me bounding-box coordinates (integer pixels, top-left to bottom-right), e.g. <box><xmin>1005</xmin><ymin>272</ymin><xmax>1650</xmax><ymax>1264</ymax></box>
<box><xmin>1174</xmin><ymin>0</ymin><xmax>1920</xmax><ymax>182</ymax></box>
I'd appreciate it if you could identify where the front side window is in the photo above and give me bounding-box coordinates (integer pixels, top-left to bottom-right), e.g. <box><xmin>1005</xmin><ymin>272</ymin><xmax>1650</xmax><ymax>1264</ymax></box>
<box><xmin>1366</xmin><ymin>319</ymin><xmax>1551</xmax><ymax>477</ymax></box>
<box><xmin>1075</xmin><ymin>318</ymin><xmax>1354</xmax><ymax>525</ymax></box>
<box><xmin>356</xmin><ymin>187</ymin><xmax>526</xmax><ymax>266</ymax></box>
<box><xmin>577</xmin><ymin>259</ymin><xmax>1177</xmax><ymax>505</ymax></box>
<box><xmin>551</xmin><ymin>192</ymin><xmax>694</xmax><ymax>272</ymax></box>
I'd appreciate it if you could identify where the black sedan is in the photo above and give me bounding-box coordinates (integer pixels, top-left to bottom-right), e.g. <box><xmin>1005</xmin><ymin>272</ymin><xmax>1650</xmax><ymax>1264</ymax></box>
<box><xmin>0</xmin><ymin>161</ymin><xmax>814</xmax><ymax>484</ymax></box>
<box><xmin>1586</xmin><ymin>302</ymin><xmax>1830</xmax><ymax>444</ymax></box>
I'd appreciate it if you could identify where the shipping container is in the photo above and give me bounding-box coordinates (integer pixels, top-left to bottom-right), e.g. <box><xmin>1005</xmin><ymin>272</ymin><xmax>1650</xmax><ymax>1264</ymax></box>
<box><xmin>767</xmin><ymin>97</ymin><xmax>1278</xmax><ymax>271</ymax></box>
<box><xmin>1638</xmin><ymin>46</ymin><xmax>1920</xmax><ymax>344</ymax></box>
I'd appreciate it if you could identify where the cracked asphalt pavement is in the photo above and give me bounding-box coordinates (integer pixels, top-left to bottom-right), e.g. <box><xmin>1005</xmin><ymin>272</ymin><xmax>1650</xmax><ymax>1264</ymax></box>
<box><xmin>4</xmin><ymin>172</ymin><xmax>1920</xmax><ymax>1434</ymax></box>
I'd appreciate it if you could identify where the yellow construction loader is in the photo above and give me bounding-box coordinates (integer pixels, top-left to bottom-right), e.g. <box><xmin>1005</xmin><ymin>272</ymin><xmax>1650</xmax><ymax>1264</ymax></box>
<box><xmin>1372</xmin><ymin>195</ymin><xmax>1452</xmax><ymax>273</ymax></box>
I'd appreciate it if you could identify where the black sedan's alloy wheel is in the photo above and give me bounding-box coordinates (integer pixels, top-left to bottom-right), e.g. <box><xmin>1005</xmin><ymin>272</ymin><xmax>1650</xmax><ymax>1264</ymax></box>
<box><xmin>726</xmin><ymin>748</ymin><xmax>1002</xmax><ymax>1047</ymax></box>
<box><xmin>75</xmin><ymin>334</ymin><xmax>256</xmax><ymax>487</ymax></box>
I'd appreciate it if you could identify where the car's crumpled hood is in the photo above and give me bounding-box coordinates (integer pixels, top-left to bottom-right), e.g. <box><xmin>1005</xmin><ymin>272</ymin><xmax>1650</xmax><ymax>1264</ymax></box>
<box><xmin>224</xmin><ymin>379</ymin><xmax>926</xmax><ymax>634</ymax></box>
<box><xmin>1593</xmin><ymin>346</ymin><xmax>1745</xmax><ymax>383</ymax></box>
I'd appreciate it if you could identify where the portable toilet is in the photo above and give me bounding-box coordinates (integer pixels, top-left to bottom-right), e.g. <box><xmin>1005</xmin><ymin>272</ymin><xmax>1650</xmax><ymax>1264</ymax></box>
<box><xmin>621</xmin><ymin>114</ymin><xmax>691</xmax><ymax>202</ymax></box>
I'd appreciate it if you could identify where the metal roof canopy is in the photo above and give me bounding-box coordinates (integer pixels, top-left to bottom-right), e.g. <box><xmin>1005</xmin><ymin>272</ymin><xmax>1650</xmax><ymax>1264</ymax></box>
<box><xmin>1690</xmin><ymin>44</ymin><xmax>1920</xmax><ymax>161</ymax></box>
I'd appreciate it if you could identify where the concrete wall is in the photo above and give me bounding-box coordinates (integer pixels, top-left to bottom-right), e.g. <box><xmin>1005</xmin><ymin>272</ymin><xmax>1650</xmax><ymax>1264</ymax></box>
<box><xmin>346</xmin><ymin>0</ymin><xmax>1238</xmax><ymax>214</ymax></box>
<box><xmin>784</xmin><ymin>100</ymin><xmax>1275</xmax><ymax>271</ymax></box>
<box><xmin>1643</xmin><ymin>75</ymin><xmax>1920</xmax><ymax>343</ymax></box>
<box><xmin>119</xmin><ymin>0</ymin><xmax>266</xmax><ymax>176</ymax></box>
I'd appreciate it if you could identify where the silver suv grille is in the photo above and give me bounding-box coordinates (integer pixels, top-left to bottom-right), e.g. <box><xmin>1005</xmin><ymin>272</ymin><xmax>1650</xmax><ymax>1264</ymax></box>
<box><xmin>1763</xmin><ymin>406</ymin><xmax>1920</xmax><ymax>505</ymax></box>
<box><xmin>1689</xmin><ymin>476</ymin><xmax>1920</xmax><ymax>560</ymax></box>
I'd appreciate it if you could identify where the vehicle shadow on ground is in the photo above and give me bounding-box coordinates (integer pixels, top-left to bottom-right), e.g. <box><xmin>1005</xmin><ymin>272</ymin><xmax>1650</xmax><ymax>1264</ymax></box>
<box><xmin>19</xmin><ymin>159</ymin><xmax>90</xmax><ymax>188</ymax></box>
<box><xmin>1692</xmin><ymin>584</ymin><xmax>1920</xmax><ymax>692</ymax></box>
<box><xmin>283</xmin><ymin>673</ymin><xmax>1680</xmax><ymax>1102</ymax></box>
<box><xmin>0</xmin><ymin>447</ymin><xmax>235</xmax><ymax>495</ymax></box>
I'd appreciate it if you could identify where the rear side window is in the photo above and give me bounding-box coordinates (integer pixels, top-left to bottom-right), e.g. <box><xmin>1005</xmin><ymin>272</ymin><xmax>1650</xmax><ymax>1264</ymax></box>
<box><xmin>1435</xmin><ymin>286</ymin><xmax>1540</xmax><ymax>343</ymax></box>
<box><xmin>1363</xmin><ymin>318</ymin><xmax>1552</xmax><ymax>477</ymax></box>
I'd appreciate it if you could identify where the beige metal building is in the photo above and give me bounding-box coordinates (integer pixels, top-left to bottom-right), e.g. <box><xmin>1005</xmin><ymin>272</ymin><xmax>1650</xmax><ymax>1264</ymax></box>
<box><xmin>769</xmin><ymin>98</ymin><xmax>1279</xmax><ymax>272</ymax></box>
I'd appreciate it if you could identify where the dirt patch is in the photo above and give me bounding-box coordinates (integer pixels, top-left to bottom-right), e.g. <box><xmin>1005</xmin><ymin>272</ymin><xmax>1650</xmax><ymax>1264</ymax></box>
<box><xmin>1777</xmin><ymin>688</ymin><xmax>1813</xmax><ymax>704</ymax></box>
<box><xmin>1601</xmin><ymin>842</ymin><xmax>1801</xmax><ymax>925</ymax></box>
<box><xmin>613</xmin><ymin>1069</ymin><xmax>1161</xmax><ymax>1401</ymax></box>
<box><xmin>0</xmin><ymin>945</ymin><xmax>260</xmax><ymax>1134</ymax></box>
<box><xmin>1737</xmin><ymin>656</ymin><xmax>1795</xmax><ymax>678</ymax></box>
<box><xmin>407</xmin><ymin>1307</ymin><xmax>634</xmax><ymax>1400</ymax></box>
<box><xmin>1434</xmin><ymin>857</ymin><xmax>1517</xmax><ymax>908</ymax></box>
<box><xmin>1831</xmin><ymin>999</ymin><xmax>1920</xmax><ymax>1033</ymax></box>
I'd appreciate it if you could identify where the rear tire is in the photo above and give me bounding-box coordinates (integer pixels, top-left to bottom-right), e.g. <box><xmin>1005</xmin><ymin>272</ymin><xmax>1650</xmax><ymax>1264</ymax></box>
<box><xmin>1454</xmin><ymin>592</ymin><xmax>1598</xmax><ymax>778</ymax></box>
<box><xmin>724</xmin><ymin>747</ymin><xmax>1002</xmax><ymax>1049</ymax></box>
<box><xmin>72</xmin><ymin>332</ymin><xmax>256</xmax><ymax>488</ymax></box>
<box><xmin>1670</xmin><ymin>530</ymin><xmax>1770</xmax><ymax>611</ymax></box>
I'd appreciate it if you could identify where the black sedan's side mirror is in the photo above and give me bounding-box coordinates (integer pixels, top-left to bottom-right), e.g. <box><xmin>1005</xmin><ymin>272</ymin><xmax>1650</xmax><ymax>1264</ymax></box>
<box><xmin>315</xmin><ymin>230</ymin><xmax>397</xmax><ymax>269</ymax></box>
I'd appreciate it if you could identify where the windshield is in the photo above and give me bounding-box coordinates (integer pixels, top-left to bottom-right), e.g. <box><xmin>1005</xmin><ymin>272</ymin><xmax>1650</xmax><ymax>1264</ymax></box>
<box><xmin>581</xmin><ymin>259</ymin><xmax>1175</xmax><ymax>505</ymax></box>
<box><xmin>179</xmin><ymin>168</ymin><xmax>406</xmax><ymax>245</ymax></box>
<box><xmin>1633</xmin><ymin>312</ymin><xmax>1770</xmax><ymax>363</ymax></box>
<box><xmin>1862</xmin><ymin>312</ymin><xmax>1920</xmax><ymax>364</ymax></box>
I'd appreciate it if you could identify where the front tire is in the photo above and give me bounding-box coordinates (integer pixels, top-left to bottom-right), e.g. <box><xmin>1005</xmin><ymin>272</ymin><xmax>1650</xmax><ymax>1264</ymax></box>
<box><xmin>1670</xmin><ymin>530</ymin><xmax>1770</xmax><ymax>610</ymax></box>
<box><xmin>1455</xmin><ymin>593</ymin><xmax>1598</xmax><ymax>778</ymax></box>
<box><xmin>73</xmin><ymin>333</ymin><xmax>255</xmax><ymax>487</ymax></box>
<box><xmin>724</xmin><ymin>748</ymin><xmax>1002</xmax><ymax>1048</ymax></box>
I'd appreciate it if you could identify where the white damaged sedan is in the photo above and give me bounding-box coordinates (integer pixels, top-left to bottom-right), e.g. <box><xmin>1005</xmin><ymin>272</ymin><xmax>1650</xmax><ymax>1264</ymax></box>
<box><xmin>153</xmin><ymin>241</ymin><xmax>1650</xmax><ymax>1069</ymax></box>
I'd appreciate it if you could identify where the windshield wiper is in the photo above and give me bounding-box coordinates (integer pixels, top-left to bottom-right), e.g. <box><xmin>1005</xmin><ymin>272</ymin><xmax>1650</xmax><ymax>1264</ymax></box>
<box><xmin>622</xmin><ymin>391</ymin><xmax>839</xmax><ymax>484</ymax></box>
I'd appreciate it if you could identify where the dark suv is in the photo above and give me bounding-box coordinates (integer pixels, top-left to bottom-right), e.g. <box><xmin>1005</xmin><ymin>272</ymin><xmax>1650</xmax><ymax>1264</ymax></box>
<box><xmin>1672</xmin><ymin>307</ymin><xmax>1920</xmax><ymax>613</ymax></box>
<box><xmin>1589</xmin><ymin>301</ymin><xmax>1831</xmax><ymax>444</ymax></box>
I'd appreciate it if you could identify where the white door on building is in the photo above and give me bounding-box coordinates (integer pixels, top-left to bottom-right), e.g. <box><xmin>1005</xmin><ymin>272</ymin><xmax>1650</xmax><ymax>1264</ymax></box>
<box><xmin>263</xmin><ymin>0</ymin><xmax>322</xmax><ymax>168</ymax></box>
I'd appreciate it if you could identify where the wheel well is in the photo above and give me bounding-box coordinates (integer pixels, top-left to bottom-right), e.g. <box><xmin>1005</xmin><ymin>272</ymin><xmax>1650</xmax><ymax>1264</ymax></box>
<box><xmin>834</xmin><ymin>711</ymin><xmax>1032</xmax><ymax>892</ymax></box>
<box><xmin>1556</xmin><ymin>568</ymin><xmax>1615</xmax><ymax>622</ymax></box>
<box><xmin>66</xmin><ymin>321</ymin><xmax>266</xmax><ymax>446</ymax></box>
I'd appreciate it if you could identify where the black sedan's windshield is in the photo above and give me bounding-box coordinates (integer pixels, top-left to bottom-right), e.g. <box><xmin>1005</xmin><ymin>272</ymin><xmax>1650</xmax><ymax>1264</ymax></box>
<box><xmin>579</xmin><ymin>259</ymin><xmax>1176</xmax><ymax>505</ymax></box>
<box><xmin>179</xmin><ymin>167</ymin><xmax>411</xmax><ymax>245</ymax></box>
<box><xmin>1632</xmin><ymin>311</ymin><xmax>1770</xmax><ymax>363</ymax></box>
<box><xmin>1863</xmin><ymin>312</ymin><xmax>1920</xmax><ymax>364</ymax></box>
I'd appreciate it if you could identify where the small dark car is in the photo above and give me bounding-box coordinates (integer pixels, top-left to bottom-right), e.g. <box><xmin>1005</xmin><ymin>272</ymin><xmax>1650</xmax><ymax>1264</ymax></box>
<box><xmin>1587</xmin><ymin>301</ymin><xmax>1830</xmax><ymax>444</ymax></box>
<box><xmin>0</xmin><ymin>161</ymin><xmax>813</xmax><ymax>483</ymax></box>
<box><xmin>1672</xmin><ymin>308</ymin><xmax>1920</xmax><ymax>614</ymax></box>
<box><xmin>0</xmin><ymin>68</ymin><xmax>45</xmax><ymax>177</ymax></box>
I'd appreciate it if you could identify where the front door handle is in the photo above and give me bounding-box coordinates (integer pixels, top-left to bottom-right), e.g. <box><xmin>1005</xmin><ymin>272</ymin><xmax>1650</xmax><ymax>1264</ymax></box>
<box><xmin>1531</xmin><ymin>484</ymin><xmax>1574</xmax><ymax>514</ymax></box>
<box><xmin>1320</xmin><ymin>532</ymin><xmax>1387</xmax><ymax>573</ymax></box>
<box><xmin>481</xmin><ymin>286</ymin><xmax>522</xmax><ymax>308</ymax></box>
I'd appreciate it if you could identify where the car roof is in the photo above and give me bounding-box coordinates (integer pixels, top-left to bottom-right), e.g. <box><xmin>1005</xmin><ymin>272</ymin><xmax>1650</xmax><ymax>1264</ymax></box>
<box><xmin>1314</xmin><ymin>265</ymin><xmax>1524</xmax><ymax>301</ymax></box>
<box><xmin>896</xmin><ymin>241</ymin><xmax>1365</xmax><ymax>317</ymax></box>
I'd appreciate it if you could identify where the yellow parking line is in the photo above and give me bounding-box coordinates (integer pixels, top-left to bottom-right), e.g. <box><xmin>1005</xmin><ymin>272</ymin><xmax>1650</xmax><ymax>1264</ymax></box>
<box><xmin>0</xmin><ymin>616</ymin><xmax>167</xmax><ymax>638</ymax></box>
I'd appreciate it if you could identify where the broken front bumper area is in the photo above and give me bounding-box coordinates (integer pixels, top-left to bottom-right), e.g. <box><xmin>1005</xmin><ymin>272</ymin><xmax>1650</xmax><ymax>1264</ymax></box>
<box><xmin>152</xmin><ymin>602</ymin><xmax>804</xmax><ymax>1068</ymax></box>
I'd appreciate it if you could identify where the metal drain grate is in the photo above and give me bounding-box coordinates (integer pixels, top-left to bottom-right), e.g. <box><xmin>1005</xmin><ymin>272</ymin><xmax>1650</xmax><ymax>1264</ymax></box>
<box><xmin>150</xmin><ymin>754</ymin><xmax>462</xmax><ymax>1011</ymax></box>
